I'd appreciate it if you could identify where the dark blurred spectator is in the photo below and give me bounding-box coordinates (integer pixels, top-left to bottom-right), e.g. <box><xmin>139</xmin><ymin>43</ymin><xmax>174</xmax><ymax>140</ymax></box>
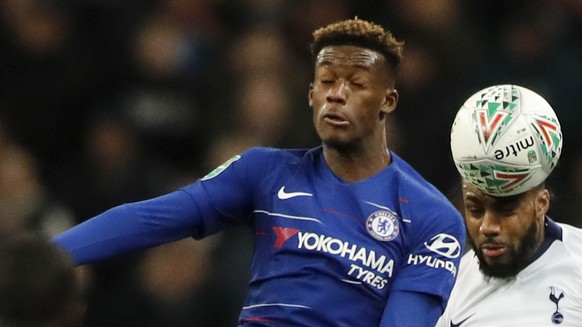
<box><xmin>130</xmin><ymin>236</ymin><xmax>241</xmax><ymax>326</ymax></box>
<box><xmin>119</xmin><ymin>0</ymin><xmax>228</xmax><ymax>173</ymax></box>
<box><xmin>0</xmin><ymin>0</ymin><xmax>125</xmax><ymax>186</ymax></box>
<box><xmin>51</xmin><ymin>112</ymin><xmax>179</xmax><ymax>327</ymax></box>
<box><xmin>282</xmin><ymin>0</ymin><xmax>352</xmax><ymax>65</ymax></box>
<box><xmin>0</xmin><ymin>145</ymin><xmax>75</xmax><ymax>238</ymax></box>
<box><xmin>0</xmin><ymin>233</ymin><xmax>85</xmax><ymax>327</ymax></box>
<box><xmin>552</xmin><ymin>151</ymin><xmax>582</xmax><ymax>227</ymax></box>
<box><xmin>206</xmin><ymin>25</ymin><xmax>309</xmax><ymax>167</ymax></box>
<box><xmin>54</xmin><ymin>112</ymin><xmax>167</xmax><ymax>219</ymax></box>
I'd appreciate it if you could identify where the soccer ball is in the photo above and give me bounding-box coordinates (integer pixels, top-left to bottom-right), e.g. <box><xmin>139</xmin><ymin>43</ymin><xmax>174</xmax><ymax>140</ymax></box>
<box><xmin>450</xmin><ymin>84</ymin><xmax>563</xmax><ymax>196</ymax></box>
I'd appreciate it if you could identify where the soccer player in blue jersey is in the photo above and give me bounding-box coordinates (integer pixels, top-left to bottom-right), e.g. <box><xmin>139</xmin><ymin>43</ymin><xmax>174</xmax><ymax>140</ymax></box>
<box><xmin>53</xmin><ymin>18</ymin><xmax>465</xmax><ymax>326</ymax></box>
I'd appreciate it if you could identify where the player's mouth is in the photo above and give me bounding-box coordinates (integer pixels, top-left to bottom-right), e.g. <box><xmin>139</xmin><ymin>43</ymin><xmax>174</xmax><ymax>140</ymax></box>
<box><xmin>323</xmin><ymin>113</ymin><xmax>349</xmax><ymax>126</ymax></box>
<box><xmin>480</xmin><ymin>243</ymin><xmax>505</xmax><ymax>258</ymax></box>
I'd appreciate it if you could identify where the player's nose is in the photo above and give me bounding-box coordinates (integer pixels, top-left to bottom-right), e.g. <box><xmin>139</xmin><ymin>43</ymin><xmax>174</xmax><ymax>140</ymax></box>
<box><xmin>326</xmin><ymin>80</ymin><xmax>347</xmax><ymax>105</ymax></box>
<box><xmin>479</xmin><ymin>212</ymin><xmax>501</xmax><ymax>236</ymax></box>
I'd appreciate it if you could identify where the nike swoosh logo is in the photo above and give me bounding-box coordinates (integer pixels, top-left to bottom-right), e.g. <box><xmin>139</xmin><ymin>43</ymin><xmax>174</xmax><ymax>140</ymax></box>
<box><xmin>277</xmin><ymin>186</ymin><xmax>313</xmax><ymax>200</ymax></box>
<box><xmin>450</xmin><ymin>314</ymin><xmax>475</xmax><ymax>327</ymax></box>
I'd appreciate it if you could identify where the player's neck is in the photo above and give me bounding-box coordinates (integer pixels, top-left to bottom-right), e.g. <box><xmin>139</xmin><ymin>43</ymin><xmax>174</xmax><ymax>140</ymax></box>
<box><xmin>527</xmin><ymin>218</ymin><xmax>558</xmax><ymax>266</ymax></box>
<box><xmin>323</xmin><ymin>145</ymin><xmax>391</xmax><ymax>183</ymax></box>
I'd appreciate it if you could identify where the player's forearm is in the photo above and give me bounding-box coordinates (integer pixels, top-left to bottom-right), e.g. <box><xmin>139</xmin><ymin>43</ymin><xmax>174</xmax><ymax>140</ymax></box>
<box><xmin>53</xmin><ymin>192</ymin><xmax>200</xmax><ymax>265</ymax></box>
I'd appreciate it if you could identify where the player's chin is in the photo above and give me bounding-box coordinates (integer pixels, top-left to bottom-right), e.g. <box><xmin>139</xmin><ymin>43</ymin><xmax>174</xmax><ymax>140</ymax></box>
<box><xmin>479</xmin><ymin>259</ymin><xmax>519</xmax><ymax>279</ymax></box>
<box><xmin>318</xmin><ymin>128</ymin><xmax>350</xmax><ymax>144</ymax></box>
<box><xmin>477</xmin><ymin>248</ymin><xmax>521</xmax><ymax>279</ymax></box>
<box><xmin>481</xmin><ymin>253</ymin><xmax>511</xmax><ymax>268</ymax></box>
<box><xmin>322</xmin><ymin>137</ymin><xmax>357</xmax><ymax>152</ymax></box>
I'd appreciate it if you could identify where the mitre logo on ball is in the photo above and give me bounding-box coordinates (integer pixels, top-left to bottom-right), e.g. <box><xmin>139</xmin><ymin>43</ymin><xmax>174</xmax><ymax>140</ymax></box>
<box><xmin>450</xmin><ymin>84</ymin><xmax>563</xmax><ymax>196</ymax></box>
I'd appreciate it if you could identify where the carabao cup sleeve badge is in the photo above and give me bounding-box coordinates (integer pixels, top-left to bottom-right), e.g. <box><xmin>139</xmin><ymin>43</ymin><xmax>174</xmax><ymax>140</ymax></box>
<box><xmin>366</xmin><ymin>211</ymin><xmax>400</xmax><ymax>241</ymax></box>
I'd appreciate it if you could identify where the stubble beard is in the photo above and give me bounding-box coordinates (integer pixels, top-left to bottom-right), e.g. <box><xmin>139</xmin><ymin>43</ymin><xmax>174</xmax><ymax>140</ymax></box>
<box><xmin>471</xmin><ymin>222</ymin><xmax>539</xmax><ymax>281</ymax></box>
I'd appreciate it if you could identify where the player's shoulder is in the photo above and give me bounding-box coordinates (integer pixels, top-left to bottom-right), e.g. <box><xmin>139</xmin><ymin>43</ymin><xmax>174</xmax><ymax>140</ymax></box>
<box><xmin>243</xmin><ymin>146</ymin><xmax>310</xmax><ymax>160</ymax></box>
<box><xmin>557</xmin><ymin>222</ymin><xmax>582</xmax><ymax>264</ymax></box>
<box><xmin>559</xmin><ymin>222</ymin><xmax>582</xmax><ymax>242</ymax></box>
<box><xmin>389</xmin><ymin>153</ymin><xmax>465</xmax><ymax>246</ymax></box>
<box><xmin>390</xmin><ymin>152</ymin><xmax>462</xmax><ymax>220</ymax></box>
<box><xmin>459</xmin><ymin>249</ymin><xmax>479</xmax><ymax>271</ymax></box>
<box><xmin>239</xmin><ymin>146</ymin><xmax>312</xmax><ymax>167</ymax></box>
<box><xmin>450</xmin><ymin>250</ymin><xmax>482</xmax><ymax>290</ymax></box>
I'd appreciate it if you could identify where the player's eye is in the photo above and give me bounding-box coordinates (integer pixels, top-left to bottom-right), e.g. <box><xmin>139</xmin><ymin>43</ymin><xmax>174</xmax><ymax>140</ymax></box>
<box><xmin>465</xmin><ymin>204</ymin><xmax>484</xmax><ymax>218</ymax></box>
<box><xmin>468</xmin><ymin>209</ymin><xmax>484</xmax><ymax>218</ymax></box>
<box><xmin>492</xmin><ymin>200</ymin><xmax>519</xmax><ymax>216</ymax></box>
<box><xmin>495</xmin><ymin>207</ymin><xmax>517</xmax><ymax>217</ymax></box>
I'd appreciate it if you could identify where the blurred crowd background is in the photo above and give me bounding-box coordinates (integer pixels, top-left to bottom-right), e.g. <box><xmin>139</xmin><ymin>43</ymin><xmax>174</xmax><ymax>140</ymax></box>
<box><xmin>0</xmin><ymin>0</ymin><xmax>580</xmax><ymax>326</ymax></box>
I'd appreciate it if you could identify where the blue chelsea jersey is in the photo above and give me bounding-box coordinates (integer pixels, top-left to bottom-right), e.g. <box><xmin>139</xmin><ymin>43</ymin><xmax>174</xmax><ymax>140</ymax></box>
<box><xmin>182</xmin><ymin>147</ymin><xmax>465</xmax><ymax>326</ymax></box>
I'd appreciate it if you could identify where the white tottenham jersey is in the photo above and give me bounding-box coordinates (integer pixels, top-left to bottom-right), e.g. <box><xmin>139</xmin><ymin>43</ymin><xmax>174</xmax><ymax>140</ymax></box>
<box><xmin>436</xmin><ymin>220</ymin><xmax>582</xmax><ymax>327</ymax></box>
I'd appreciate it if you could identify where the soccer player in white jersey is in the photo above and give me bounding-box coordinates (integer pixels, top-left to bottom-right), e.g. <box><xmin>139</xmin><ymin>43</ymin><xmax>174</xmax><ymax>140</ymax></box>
<box><xmin>436</xmin><ymin>84</ymin><xmax>582</xmax><ymax>327</ymax></box>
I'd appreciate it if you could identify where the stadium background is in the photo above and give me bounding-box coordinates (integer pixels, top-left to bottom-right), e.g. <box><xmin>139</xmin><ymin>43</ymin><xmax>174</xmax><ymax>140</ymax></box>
<box><xmin>0</xmin><ymin>0</ymin><xmax>580</xmax><ymax>326</ymax></box>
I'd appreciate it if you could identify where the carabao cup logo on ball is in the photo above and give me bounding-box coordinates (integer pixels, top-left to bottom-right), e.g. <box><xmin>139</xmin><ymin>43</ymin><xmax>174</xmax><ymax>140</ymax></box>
<box><xmin>450</xmin><ymin>84</ymin><xmax>563</xmax><ymax>196</ymax></box>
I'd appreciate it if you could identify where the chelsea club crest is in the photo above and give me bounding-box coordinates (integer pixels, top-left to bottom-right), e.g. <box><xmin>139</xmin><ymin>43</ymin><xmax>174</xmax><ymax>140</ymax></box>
<box><xmin>366</xmin><ymin>211</ymin><xmax>400</xmax><ymax>241</ymax></box>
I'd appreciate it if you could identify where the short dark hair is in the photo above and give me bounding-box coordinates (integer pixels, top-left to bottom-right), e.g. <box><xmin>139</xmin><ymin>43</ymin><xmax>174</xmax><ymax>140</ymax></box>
<box><xmin>310</xmin><ymin>18</ymin><xmax>404</xmax><ymax>72</ymax></box>
<box><xmin>0</xmin><ymin>233</ymin><xmax>80</xmax><ymax>326</ymax></box>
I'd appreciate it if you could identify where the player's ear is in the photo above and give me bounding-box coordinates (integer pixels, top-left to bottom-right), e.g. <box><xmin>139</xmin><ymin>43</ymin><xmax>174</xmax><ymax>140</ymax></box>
<box><xmin>308</xmin><ymin>83</ymin><xmax>314</xmax><ymax>107</ymax></box>
<box><xmin>535</xmin><ymin>189</ymin><xmax>550</xmax><ymax>217</ymax></box>
<box><xmin>380</xmin><ymin>88</ymin><xmax>398</xmax><ymax>114</ymax></box>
